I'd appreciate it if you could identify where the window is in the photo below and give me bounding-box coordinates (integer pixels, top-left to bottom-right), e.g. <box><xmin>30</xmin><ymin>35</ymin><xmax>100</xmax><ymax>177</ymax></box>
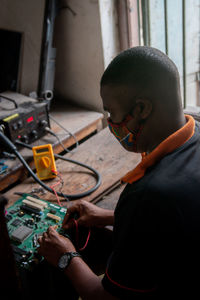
<box><xmin>119</xmin><ymin>0</ymin><xmax>200</xmax><ymax>108</ymax></box>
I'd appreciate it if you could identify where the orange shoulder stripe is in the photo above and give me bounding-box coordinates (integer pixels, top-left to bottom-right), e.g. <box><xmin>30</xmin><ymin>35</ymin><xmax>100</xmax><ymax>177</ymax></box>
<box><xmin>121</xmin><ymin>115</ymin><xmax>195</xmax><ymax>184</ymax></box>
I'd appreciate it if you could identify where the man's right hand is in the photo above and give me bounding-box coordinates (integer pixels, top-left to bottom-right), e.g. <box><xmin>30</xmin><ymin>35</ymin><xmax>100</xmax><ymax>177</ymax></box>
<box><xmin>62</xmin><ymin>200</ymin><xmax>114</xmax><ymax>230</ymax></box>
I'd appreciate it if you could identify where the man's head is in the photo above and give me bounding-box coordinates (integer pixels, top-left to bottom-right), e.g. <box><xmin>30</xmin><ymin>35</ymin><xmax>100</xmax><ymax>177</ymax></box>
<box><xmin>100</xmin><ymin>46</ymin><xmax>185</xmax><ymax>153</ymax></box>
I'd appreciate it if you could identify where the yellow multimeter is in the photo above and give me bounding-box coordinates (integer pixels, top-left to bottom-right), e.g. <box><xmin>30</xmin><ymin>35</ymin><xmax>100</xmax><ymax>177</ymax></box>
<box><xmin>32</xmin><ymin>144</ymin><xmax>57</xmax><ymax>180</ymax></box>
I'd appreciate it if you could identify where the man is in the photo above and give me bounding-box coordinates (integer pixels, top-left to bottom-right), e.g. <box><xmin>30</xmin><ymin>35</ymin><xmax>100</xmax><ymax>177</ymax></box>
<box><xmin>38</xmin><ymin>46</ymin><xmax>200</xmax><ymax>299</ymax></box>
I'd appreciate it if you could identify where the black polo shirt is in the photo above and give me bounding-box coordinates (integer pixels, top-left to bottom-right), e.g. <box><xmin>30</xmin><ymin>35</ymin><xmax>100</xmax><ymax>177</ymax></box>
<box><xmin>102</xmin><ymin>121</ymin><xmax>200</xmax><ymax>299</ymax></box>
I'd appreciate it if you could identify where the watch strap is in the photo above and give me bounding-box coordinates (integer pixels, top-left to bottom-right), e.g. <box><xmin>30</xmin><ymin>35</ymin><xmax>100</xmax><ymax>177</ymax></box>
<box><xmin>58</xmin><ymin>251</ymin><xmax>81</xmax><ymax>271</ymax></box>
<box><xmin>67</xmin><ymin>251</ymin><xmax>81</xmax><ymax>259</ymax></box>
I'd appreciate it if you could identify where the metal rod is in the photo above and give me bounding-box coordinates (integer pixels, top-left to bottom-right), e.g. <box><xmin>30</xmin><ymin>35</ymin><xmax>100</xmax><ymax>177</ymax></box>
<box><xmin>182</xmin><ymin>0</ymin><xmax>186</xmax><ymax>108</ymax></box>
<box><xmin>164</xmin><ymin>0</ymin><xmax>168</xmax><ymax>55</ymax></box>
<box><xmin>141</xmin><ymin>0</ymin><xmax>150</xmax><ymax>46</ymax></box>
<box><xmin>137</xmin><ymin>0</ymin><xmax>141</xmax><ymax>45</ymax></box>
<box><xmin>116</xmin><ymin>0</ymin><xmax>130</xmax><ymax>51</ymax></box>
<box><xmin>147</xmin><ymin>0</ymin><xmax>151</xmax><ymax>45</ymax></box>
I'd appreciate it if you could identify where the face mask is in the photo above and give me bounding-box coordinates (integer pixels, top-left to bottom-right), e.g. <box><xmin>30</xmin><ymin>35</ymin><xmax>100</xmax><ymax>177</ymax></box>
<box><xmin>107</xmin><ymin>114</ymin><xmax>143</xmax><ymax>152</ymax></box>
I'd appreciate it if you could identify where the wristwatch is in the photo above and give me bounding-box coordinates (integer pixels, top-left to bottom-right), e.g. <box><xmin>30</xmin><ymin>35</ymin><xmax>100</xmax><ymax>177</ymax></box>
<box><xmin>58</xmin><ymin>252</ymin><xmax>81</xmax><ymax>271</ymax></box>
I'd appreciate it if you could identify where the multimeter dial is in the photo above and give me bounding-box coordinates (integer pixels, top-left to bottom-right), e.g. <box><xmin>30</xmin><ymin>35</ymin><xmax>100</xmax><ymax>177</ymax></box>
<box><xmin>32</xmin><ymin>144</ymin><xmax>57</xmax><ymax>180</ymax></box>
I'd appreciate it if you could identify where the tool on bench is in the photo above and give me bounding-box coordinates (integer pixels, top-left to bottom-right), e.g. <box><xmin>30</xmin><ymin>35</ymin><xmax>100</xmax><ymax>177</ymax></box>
<box><xmin>32</xmin><ymin>144</ymin><xmax>57</xmax><ymax>180</ymax></box>
<box><xmin>0</xmin><ymin>159</ymin><xmax>8</xmax><ymax>174</ymax></box>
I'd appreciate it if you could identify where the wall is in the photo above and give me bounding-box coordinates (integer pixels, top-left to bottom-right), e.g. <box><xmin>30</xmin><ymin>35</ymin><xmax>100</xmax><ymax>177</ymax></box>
<box><xmin>54</xmin><ymin>0</ymin><xmax>120</xmax><ymax>112</ymax></box>
<box><xmin>0</xmin><ymin>0</ymin><xmax>120</xmax><ymax>113</ymax></box>
<box><xmin>0</xmin><ymin>0</ymin><xmax>45</xmax><ymax>95</ymax></box>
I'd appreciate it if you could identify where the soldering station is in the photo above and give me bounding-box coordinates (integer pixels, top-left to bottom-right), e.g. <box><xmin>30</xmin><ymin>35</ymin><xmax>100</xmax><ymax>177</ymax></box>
<box><xmin>0</xmin><ymin>92</ymin><xmax>50</xmax><ymax>146</ymax></box>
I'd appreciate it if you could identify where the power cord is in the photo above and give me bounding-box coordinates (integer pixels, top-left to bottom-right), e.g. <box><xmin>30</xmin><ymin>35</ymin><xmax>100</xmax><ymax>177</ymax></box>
<box><xmin>49</xmin><ymin>114</ymin><xmax>79</xmax><ymax>151</ymax></box>
<box><xmin>45</xmin><ymin>127</ymin><xmax>72</xmax><ymax>154</ymax></box>
<box><xmin>72</xmin><ymin>218</ymin><xmax>91</xmax><ymax>251</ymax></box>
<box><xmin>0</xmin><ymin>94</ymin><xmax>18</xmax><ymax>109</ymax></box>
<box><xmin>0</xmin><ymin>131</ymin><xmax>101</xmax><ymax>200</ymax></box>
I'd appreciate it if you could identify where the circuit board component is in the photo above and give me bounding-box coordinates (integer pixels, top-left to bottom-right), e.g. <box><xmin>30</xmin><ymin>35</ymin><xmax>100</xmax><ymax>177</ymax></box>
<box><xmin>46</xmin><ymin>212</ymin><xmax>61</xmax><ymax>222</ymax></box>
<box><xmin>11</xmin><ymin>225</ymin><xmax>33</xmax><ymax>243</ymax></box>
<box><xmin>6</xmin><ymin>194</ymin><xmax>67</xmax><ymax>270</ymax></box>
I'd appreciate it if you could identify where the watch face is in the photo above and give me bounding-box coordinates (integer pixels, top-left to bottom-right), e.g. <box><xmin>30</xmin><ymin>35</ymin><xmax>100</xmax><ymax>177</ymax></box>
<box><xmin>58</xmin><ymin>254</ymin><xmax>69</xmax><ymax>269</ymax></box>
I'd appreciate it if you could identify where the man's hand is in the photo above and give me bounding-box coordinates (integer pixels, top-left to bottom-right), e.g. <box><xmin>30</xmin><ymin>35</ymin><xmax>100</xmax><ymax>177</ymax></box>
<box><xmin>62</xmin><ymin>200</ymin><xmax>114</xmax><ymax>230</ymax></box>
<box><xmin>37</xmin><ymin>226</ymin><xmax>76</xmax><ymax>266</ymax></box>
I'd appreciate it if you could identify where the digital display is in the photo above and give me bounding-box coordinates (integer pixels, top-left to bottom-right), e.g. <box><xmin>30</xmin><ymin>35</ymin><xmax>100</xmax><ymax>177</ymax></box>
<box><xmin>26</xmin><ymin>116</ymin><xmax>34</xmax><ymax>123</ymax></box>
<box><xmin>36</xmin><ymin>147</ymin><xmax>49</xmax><ymax>153</ymax></box>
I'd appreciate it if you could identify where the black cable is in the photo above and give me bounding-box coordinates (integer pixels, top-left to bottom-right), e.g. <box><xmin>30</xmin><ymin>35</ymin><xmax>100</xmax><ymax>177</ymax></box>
<box><xmin>2</xmin><ymin>135</ymin><xmax>101</xmax><ymax>200</ymax></box>
<box><xmin>0</xmin><ymin>94</ymin><xmax>18</xmax><ymax>109</ymax></box>
<box><xmin>45</xmin><ymin>127</ymin><xmax>71</xmax><ymax>153</ymax></box>
<box><xmin>49</xmin><ymin>114</ymin><xmax>79</xmax><ymax>150</ymax></box>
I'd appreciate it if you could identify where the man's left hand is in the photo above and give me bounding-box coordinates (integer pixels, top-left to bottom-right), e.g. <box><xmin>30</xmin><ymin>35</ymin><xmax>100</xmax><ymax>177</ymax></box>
<box><xmin>37</xmin><ymin>226</ymin><xmax>76</xmax><ymax>266</ymax></box>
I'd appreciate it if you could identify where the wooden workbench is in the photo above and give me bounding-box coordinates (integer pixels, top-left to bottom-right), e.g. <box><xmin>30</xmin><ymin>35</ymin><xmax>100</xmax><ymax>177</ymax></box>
<box><xmin>0</xmin><ymin>103</ymin><xmax>103</xmax><ymax>192</ymax></box>
<box><xmin>4</xmin><ymin>127</ymin><xmax>141</xmax><ymax>208</ymax></box>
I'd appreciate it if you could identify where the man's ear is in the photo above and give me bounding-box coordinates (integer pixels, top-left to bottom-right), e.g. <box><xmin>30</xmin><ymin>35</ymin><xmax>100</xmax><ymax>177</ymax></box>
<box><xmin>132</xmin><ymin>99</ymin><xmax>152</xmax><ymax>120</ymax></box>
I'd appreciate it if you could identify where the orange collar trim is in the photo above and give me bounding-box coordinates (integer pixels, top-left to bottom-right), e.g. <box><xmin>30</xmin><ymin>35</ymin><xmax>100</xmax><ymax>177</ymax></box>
<box><xmin>121</xmin><ymin>115</ymin><xmax>195</xmax><ymax>184</ymax></box>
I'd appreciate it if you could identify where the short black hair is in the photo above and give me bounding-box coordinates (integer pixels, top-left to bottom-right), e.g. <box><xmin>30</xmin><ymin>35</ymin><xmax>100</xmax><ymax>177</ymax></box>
<box><xmin>100</xmin><ymin>46</ymin><xmax>180</xmax><ymax>97</ymax></box>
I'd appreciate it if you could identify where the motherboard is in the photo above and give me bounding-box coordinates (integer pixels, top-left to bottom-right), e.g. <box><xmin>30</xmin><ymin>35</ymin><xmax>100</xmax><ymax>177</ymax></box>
<box><xmin>6</xmin><ymin>194</ymin><xmax>67</xmax><ymax>270</ymax></box>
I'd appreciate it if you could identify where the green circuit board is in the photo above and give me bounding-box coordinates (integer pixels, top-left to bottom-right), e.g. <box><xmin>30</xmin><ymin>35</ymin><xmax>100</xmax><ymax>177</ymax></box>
<box><xmin>6</xmin><ymin>194</ymin><xmax>67</xmax><ymax>270</ymax></box>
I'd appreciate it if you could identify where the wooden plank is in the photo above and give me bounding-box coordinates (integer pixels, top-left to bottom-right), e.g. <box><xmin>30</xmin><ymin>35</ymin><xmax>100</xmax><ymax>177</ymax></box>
<box><xmin>4</xmin><ymin>127</ymin><xmax>141</xmax><ymax>208</ymax></box>
<box><xmin>96</xmin><ymin>183</ymin><xmax>125</xmax><ymax>210</ymax></box>
<box><xmin>96</xmin><ymin>184</ymin><xmax>126</xmax><ymax>231</ymax></box>
<box><xmin>49</xmin><ymin>101</ymin><xmax>103</xmax><ymax>135</ymax></box>
<box><xmin>0</xmin><ymin>102</ymin><xmax>103</xmax><ymax>191</ymax></box>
